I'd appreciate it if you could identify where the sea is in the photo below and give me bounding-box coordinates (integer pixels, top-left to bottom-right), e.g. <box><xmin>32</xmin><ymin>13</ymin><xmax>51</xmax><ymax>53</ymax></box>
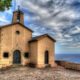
<box><xmin>55</xmin><ymin>54</ymin><xmax>80</xmax><ymax>64</ymax></box>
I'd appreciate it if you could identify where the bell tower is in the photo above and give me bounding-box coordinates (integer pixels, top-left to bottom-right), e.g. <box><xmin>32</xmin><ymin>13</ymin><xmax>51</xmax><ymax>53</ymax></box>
<box><xmin>12</xmin><ymin>6</ymin><xmax>24</xmax><ymax>24</ymax></box>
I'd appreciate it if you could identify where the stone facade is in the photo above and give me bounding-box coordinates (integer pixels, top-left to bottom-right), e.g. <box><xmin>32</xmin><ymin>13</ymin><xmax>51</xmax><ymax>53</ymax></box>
<box><xmin>0</xmin><ymin>10</ymin><xmax>56</xmax><ymax>68</ymax></box>
<box><xmin>29</xmin><ymin>35</ymin><xmax>56</xmax><ymax>68</ymax></box>
<box><xmin>0</xmin><ymin>24</ymin><xmax>32</xmax><ymax>66</ymax></box>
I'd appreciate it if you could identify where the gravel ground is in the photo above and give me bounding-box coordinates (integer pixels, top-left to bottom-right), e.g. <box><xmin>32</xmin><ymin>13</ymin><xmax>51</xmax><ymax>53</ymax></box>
<box><xmin>0</xmin><ymin>66</ymin><xmax>80</xmax><ymax>80</ymax></box>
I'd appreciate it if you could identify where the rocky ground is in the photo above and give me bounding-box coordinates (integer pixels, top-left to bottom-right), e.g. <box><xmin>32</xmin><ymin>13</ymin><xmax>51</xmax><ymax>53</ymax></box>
<box><xmin>0</xmin><ymin>66</ymin><xmax>80</xmax><ymax>80</ymax></box>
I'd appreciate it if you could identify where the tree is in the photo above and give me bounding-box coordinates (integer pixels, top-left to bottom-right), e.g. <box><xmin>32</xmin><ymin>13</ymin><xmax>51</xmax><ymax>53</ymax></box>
<box><xmin>0</xmin><ymin>0</ymin><xmax>12</xmax><ymax>11</ymax></box>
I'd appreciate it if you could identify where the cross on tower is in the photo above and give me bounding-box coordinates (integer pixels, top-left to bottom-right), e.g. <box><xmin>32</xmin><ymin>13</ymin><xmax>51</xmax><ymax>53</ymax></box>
<box><xmin>12</xmin><ymin>5</ymin><xmax>24</xmax><ymax>24</ymax></box>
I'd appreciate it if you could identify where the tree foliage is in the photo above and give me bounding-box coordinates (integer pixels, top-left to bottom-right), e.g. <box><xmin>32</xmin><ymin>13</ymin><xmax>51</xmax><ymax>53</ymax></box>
<box><xmin>0</xmin><ymin>0</ymin><xmax>12</xmax><ymax>11</ymax></box>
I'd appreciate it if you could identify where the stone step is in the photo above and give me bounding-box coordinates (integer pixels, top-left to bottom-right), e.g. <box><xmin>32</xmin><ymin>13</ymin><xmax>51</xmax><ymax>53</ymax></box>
<box><xmin>11</xmin><ymin>64</ymin><xmax>23</xmax><ymax>68</ymax></box>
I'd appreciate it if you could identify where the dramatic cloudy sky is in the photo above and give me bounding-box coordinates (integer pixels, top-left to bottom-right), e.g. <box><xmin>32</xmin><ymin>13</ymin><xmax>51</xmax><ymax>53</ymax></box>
<box><xmin>0</xmin><ymin>0</ymin><xmax>80</xmax><ymax>54</ymax></box>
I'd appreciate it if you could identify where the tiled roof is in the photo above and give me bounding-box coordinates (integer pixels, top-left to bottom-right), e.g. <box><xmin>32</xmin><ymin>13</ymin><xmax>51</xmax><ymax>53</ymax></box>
<box><xmin>29</xmin><ymin>34</ymin><xmax>56</xmax><ymax>43</ymax></box>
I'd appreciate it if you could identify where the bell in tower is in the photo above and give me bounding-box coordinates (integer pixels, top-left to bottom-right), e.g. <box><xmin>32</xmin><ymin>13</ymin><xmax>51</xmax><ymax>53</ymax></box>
<box><xmin>17</xmin><ymin>10</ymin><xmax>20</xmax><ymax>22</ymax></box>
<box><xmin>12</xmin><ymin>6</ymin><xmax>24</xmax><ymax>24</ymax></box>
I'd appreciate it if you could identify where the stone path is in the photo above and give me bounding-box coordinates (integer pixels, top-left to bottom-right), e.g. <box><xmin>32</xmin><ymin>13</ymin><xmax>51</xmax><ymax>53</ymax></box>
<box><xmin>0</xmin><ymin>66</ymin><xmax>80</xmax><ymax>80</ymax></box>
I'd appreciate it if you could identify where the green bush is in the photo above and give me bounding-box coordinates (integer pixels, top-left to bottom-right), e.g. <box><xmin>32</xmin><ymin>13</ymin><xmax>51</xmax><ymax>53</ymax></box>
<box><xmin>0</xmin><ymin>0</ymin><xmax>12</xmax><ymax>11</ymax></box>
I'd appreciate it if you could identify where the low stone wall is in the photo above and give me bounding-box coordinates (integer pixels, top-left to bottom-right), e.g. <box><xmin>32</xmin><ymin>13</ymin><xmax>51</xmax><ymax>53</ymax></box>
<box><xmin>56</xmin><ymin>61</ymin><xmax>80</xmax><ymax>70</ymax></box>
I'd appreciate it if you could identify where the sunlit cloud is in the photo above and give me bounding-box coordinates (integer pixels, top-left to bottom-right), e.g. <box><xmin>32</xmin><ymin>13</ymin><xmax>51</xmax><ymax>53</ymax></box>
<box><xmin>0</xmin><ymin>0</ymin><xmax>80</xmax><ymax>53</ymax></box>
<box><xmin>19</xmin><ymin>0</ymin><xmax>80</xmax><ymax>50</ymax></box>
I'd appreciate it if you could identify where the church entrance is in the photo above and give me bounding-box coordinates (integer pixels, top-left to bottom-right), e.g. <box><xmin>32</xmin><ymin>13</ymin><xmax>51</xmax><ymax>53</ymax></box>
<box><xmin>45</xmin><ymin>51</ymin><xmax>49</xmax><ymax>64</ymax></box>
<box><xmin>13</xmin><ymin>50</ymin><xmax>21</xmax><ymax>64</ymax></box>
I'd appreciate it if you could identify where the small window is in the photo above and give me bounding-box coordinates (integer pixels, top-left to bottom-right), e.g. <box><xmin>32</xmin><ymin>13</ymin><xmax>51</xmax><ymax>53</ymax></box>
<box><xmin>3</xmin><ymin>52</ymin><xmax>9</xmax><ymax>58</ymax></box>
<box><xmin>24</xmin><ymin>52</ymin><xmax>29</xmax><ymax>58</ymax></box>
<box><xmin>16</xmin><ymin>31</ymin><xmax>20</xmax><ymax>34</ymax></box>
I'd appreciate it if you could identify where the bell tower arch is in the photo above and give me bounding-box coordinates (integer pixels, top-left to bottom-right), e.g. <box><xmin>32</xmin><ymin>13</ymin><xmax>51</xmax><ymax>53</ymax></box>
<box><xmin>12</xmin><ymin>6</ymin><xmax>24</xmax><ymax>24</ymax></box>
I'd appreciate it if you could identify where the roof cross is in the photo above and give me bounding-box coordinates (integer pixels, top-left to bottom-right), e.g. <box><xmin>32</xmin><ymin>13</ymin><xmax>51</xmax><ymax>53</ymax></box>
<box><xmin>14</xmin><ymin>0</ymin><xmax>20</xmax><ymax>11</ymax></box>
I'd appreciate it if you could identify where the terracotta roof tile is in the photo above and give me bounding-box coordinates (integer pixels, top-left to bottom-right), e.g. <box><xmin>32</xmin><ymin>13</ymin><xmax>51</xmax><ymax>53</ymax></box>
<box><xmin>29</xmin><ymin>34</ymin><xmax>56</xmax><ymax>43</ymax></box>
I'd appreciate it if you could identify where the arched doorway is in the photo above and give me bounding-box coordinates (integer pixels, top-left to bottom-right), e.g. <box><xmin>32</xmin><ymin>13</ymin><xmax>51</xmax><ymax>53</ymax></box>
<box><xmin>45</xmin><ymin>51</ymin><xmax>49</xmax><ymax>64</ymax></box>
<box><xmin>13</xmin><ymin>50</ymin><xmax>21</xmax><ymax>64</ymax></box>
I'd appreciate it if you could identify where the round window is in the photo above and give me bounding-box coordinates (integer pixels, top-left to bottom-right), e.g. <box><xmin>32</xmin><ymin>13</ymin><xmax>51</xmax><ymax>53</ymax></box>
<box><xmin>16</xmin><ymin>31</ymin><xmax>20</xmax><ymax>34</ymax></box>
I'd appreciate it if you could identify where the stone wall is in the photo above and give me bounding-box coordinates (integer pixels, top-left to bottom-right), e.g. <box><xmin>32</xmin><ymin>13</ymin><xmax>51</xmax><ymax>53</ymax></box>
<box><xmin>56</xmin><ymin>61</ymin><xmax>80</xmax><ymax>70</ymax></box>
<box><xmin>0</xmin><ymin>24</ymin><xmax>32</xmax><ymax>66</ymax></box>
<box><xmin>29</xmin><ymin>36</ymin><xmax>56</xmax><ymax>68</ymax></box>
<box><xmin>37</xmin><ymin>37</ymin><xmax>55</xmax><ymax>68</ymax></box>
<box><xmin>29</xmin><ymin>41</ymin><xmax>38</xmax><ymax>64</ymax></box>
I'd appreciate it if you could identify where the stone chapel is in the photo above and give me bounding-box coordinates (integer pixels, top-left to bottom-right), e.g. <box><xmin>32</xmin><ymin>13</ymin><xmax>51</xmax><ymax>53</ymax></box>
<box><xmin>0</xmin><ymin>9</ymin><xmax>56</xmax><ymax>68</ymax></box>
